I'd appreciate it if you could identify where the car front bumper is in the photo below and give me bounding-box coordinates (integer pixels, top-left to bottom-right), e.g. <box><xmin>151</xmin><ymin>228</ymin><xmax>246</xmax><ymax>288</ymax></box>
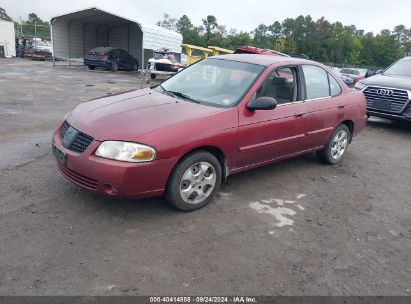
<box><xmin>52</xmin><ymin>127</ymin><xmax>177</xmax><ymax>199</ymax></box>
<box><xmin>367</xmin><ymin>108</ymin><xmax>411</xmax><ymax>122</ymax></box>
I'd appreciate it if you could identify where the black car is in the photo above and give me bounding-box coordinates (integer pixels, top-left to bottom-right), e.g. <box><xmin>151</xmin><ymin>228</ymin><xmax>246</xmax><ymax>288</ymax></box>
<box><xmin>355</xmin><ymin>57</ymin><xmax>411</xmax><ymax>121</ymax></box>
<box><xmin>84</xmin><ymin>47</ymin><xmax>139</xmax><ymax>72</ymax></box>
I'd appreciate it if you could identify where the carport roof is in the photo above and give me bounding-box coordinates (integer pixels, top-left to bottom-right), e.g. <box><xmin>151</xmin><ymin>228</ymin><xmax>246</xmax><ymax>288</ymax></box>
<box><xmin>50</xmin><ymin>7</ymin><xmax>182</xmax><ymax>41</ymax></box>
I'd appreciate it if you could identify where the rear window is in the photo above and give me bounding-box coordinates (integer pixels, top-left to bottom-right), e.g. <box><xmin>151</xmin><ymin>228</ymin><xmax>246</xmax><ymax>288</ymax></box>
<box><xmin>340</xmin><ymin>68</ymin><xmax>360</xmax><ymax>75</ymax></box>
<box><xmin>88</xmin><ymin>47</ymin><xmax>113</xmax><ymax>54</ymax></box>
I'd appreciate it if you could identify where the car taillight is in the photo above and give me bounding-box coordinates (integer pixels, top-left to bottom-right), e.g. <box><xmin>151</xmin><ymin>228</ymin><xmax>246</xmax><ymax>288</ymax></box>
<box><xmin>98</xmin><ymin>54</ymin><xmax>109</xmax><ymax>59</ymax></box>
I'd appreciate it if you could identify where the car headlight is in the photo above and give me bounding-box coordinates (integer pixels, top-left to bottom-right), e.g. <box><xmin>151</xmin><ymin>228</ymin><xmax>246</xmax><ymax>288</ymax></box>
<box><xmin>63</xmin><ymin>110</ymin><xmax>72</xmax><ymax>120</ymax></box>
<box><xmin>354</xmin><ymin>82</ymin><xmax>366</xmax><ymax>90</ymax></box>
<box><xmin>95</xmin><ymin>141</ymin><xmax>156</xmax><ymax>163</ymax></box>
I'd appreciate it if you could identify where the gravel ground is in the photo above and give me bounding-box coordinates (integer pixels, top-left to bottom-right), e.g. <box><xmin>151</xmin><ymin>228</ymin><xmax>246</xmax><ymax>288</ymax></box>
<box><xmin>0</xmin><ymin>59</ymin><xmax>410</xmax><ymax>296</ymax></box>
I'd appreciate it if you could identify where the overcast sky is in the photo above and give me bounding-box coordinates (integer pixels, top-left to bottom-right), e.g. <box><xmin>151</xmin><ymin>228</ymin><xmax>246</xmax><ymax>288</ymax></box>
<box><xmin>2</xmin><ymin>0</ymin><xmax>410</xmax><ymax>33</ymax></box>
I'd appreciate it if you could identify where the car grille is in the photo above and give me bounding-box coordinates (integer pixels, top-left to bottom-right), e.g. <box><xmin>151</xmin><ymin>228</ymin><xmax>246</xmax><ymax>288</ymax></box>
<box><xmin>57</xmin><ymin>162</ymin><xmax>98</xmax><ymax>190</ymax></box>
<box><xmin>364</xmin><ymin>86</ymin><xmax>409</xmax><ymax>113</ymax></box>
<box><xmin>60</xmin><ymin>121</ymin><xmax>94</xmax><ymax>153</ymax></box>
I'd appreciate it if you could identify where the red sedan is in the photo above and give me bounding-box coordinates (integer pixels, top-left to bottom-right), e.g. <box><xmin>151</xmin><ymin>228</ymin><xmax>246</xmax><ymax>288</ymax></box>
<box><xmin>52</xmin><ymin>54</ymin><xmax>367</xmax><ymax>211</ymax></box>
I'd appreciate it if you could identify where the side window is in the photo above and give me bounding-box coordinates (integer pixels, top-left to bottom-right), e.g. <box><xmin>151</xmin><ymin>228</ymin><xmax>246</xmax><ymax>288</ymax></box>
<box><xmin>328</xmin><ymin>74</ymin><xmax>342</xmax><ymax>96</ymax></box>
<box><xmin>302</xmin><ymin>65</ymin><xmax>330</xmax><ymax>99</ymax></box>
<box><xmin>111</xmin><ymin>50</ymin><xmax>120</xmax><ymax>58</ymax></box>
<box><xmin>256</xmin><ymin>66</ymin><xmax>298</xmax><ymax>104</ymax></box>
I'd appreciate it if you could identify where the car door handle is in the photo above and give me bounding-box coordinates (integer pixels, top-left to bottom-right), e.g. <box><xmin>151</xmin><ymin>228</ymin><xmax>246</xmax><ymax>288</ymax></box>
<box><xmin>294</xmin><ymin>112</ymin><xmax>305</xmax><ymax>118</ymax></box>
<box><xmin>338</xmin><ymin>104</ymin><xmax>345</xmax><ymax>109</ymax></box>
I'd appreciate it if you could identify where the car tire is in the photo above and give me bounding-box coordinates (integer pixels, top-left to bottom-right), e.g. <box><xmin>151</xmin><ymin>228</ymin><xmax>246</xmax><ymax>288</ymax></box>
<box><xmin>111</xmin><ymin>62</ymin><xmax>119</xmax><ymax>72</ymax></box>
<box><xmin>132</xmin><ymin>62</ymin><xmax>139</xmax><ymax>71</ymax></box>
<box><xmin>165</xmin><ymin>151</ymin><xmax>222</xmax><ymax>211</ymax></box>
<box><xmin>150</xmin><ymin>74</ymin><xmax>157</xmax><ymax>80</ymax></box>
<box><xmin>88</xmin><ymin>65</ymin><xmax>95</xmax><ymax>70</ymax></box>
<box><xmin>317</xmin><ymin>124</ymin><xmax>350</xmax><ymax>165</ymax></box>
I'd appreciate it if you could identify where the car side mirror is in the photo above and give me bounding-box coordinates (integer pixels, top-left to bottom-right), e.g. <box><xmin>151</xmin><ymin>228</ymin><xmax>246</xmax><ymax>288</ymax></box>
<box><xmin>247</xmin><ymin>96</ymin><xmax>277</xmax><ymax>111</ymax></box>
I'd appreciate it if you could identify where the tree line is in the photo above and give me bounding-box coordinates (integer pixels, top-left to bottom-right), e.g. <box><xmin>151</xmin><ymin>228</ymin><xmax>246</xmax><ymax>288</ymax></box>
<box><xmin>0</xmin><ymin>7</ymin><xmax>51</xmax><ymax>40</ymax></box>
<box><xmin>157</xmin><ymin>13</ymin><xmax>411</xmax><ymax>68</ymax></box>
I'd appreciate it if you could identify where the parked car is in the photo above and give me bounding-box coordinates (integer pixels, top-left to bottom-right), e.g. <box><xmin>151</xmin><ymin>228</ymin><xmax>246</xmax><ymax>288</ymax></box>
<box><xmin>84</xmin><ymin>47</ymin><xmax>139</xmax><ymax>71</ymax></box>
<box><xmin>332</xmin><ymin>67</ymin><xmax>355</xmax><ymax>86</ymax></box>
<box><xmin>339</xmin><ymin>68</ymin><xmax>365</xmax><ymax>87</ymax></box>
<box><xmin>234</xmin><ymin>46</ymin><xmax>289</xmax><ymax>57</ymax></box>
<box><xmin>53</xmin><ymin>55</ymin><xmax>367</xmax><ymax>211</ymax></box>
<box><xmin>355</xmin><ymin>56</ymin><xmax>411</xmax><ymax>121</ymax></box>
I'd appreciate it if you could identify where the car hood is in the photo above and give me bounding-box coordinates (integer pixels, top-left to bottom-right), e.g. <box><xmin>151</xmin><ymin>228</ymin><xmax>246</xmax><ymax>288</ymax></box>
<box><xmin>360</xmin><ymin>74</ymin><xmax>411</xmax><ymax>91</ymax></box>
<box><xmin>66</xmin><ymin>88</ymin><xmax>228</xmax><ymax>142</ymax></box>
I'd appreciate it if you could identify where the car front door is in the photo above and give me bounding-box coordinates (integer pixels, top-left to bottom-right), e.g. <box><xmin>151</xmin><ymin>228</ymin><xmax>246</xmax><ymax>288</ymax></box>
<box><xmin>236</xmin><ymin>65</ymin><xmax>309</xmax><ymax>169</ymax></box>
<box><xmin>301</xmin><ymin>65</ymin><xmax>346</xmax><ymax>150</ymax></box>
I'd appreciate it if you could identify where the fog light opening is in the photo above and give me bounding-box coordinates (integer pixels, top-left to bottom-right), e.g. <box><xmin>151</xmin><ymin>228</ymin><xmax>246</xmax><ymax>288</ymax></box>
<box><xmin>103</xmin><ymin>184</ymin><xmax>119</xmax><ymax>196</ymax></box>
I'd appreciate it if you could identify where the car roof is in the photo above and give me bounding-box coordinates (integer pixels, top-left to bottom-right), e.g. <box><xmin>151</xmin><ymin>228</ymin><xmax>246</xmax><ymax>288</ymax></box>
<box><xmin>209</xmin><ymin>54</ymin><xmax>315</xmax><ymax>66</ymax></box>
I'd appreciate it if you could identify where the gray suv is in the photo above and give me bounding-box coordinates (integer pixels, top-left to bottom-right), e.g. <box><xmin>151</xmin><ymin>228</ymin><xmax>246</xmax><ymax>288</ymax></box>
<box><xmin>355</xmin><ymin>57</ymin><xmax>411</xmax><ymax>122</ymax></box>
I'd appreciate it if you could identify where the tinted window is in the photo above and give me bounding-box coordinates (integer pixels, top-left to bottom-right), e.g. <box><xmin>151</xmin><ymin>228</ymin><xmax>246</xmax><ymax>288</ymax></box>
<box><xmin>329</xmin><ymin>74</ymin><xmax>342</xmax><ymax>96</ymax></box>
<box><xmin>303</xmin><ymin>65</ymin><xmax>330</xmax><ymax>99</ymax></box>
<box><xmin>110</xmin><ymin>50</ymin><xmax>120</xmax><ymax>57</ymax></box>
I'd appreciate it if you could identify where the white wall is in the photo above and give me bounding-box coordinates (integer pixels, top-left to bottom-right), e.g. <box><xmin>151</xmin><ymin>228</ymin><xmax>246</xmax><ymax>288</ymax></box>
<box><xmin>0</xmin><ymin>20</ymin><xmax>16</xmax><ymax>58</ymax></box>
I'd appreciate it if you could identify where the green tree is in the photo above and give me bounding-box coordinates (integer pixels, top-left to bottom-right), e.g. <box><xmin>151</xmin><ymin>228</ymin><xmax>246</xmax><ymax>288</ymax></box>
<box><xmin>0</xmin><ymin>7</ymin><xmax>13</xmax><ymax>21</ymax></box>
<box><xmin>176</xmin><ymin>15</ymin><xmax>193</xmax><ymax>34</ymax></box>
<box><xmin>21</xmin><ymin>13</ymin><xmax>50</xmax><ymax>38</ymax></box>
<box><xmin>202</xmin><ymin>15</ymin><xmax>218</xmax><ymax>44</ymax></box>
<box><xmin>156</xmin><ymin>13</ymin><xmax>177</xmax><ymax>31</ymax></box>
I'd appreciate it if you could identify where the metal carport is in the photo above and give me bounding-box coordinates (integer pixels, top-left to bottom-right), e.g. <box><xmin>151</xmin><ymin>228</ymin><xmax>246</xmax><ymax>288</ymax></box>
<box><xmin>50</xmin><ymin>7</ymin><xmax>183</xmax><ymax>70</ymax></box>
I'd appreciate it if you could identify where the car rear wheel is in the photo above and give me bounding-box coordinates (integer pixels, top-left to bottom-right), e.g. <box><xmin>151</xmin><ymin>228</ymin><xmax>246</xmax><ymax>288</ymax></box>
<box><xmin>132</xmin><ymin>62</ymin><xmax>139</xmax><ymax>71</ymax></box>
<box><xmin>88</xmin><ymin>65</ymin><xmax>95</xmax><ymax>70</ymax></box>
<box><xmin>318</xmin><ymin>124</ymin><xmax>350</xmax><ymax>165</ymax></box>
<box><xmin>165</xmin><ymin>151</ymin><xmax>222</xmax><ymax>211</ymax></box>
<box><xmin>111</xmin><ymin>62</ymin><xmax>119</xmax><ymax>72</ymax></box>
<box><xmin>150</xmin><ymin>74</ymin><xmax>157</xmax><ymax>80</ymax></box>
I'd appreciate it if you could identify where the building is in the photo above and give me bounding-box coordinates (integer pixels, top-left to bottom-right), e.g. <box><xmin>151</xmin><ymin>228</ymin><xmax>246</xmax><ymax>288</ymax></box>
<box><xmin>0</xmin><ymin>20</ymin><xmax>16</xmax><ymax>58</ymax></box>
<box><xmin>50</xmin><ymin>7</ymin><xmax>183</xmax><ymax>69</ymax></box>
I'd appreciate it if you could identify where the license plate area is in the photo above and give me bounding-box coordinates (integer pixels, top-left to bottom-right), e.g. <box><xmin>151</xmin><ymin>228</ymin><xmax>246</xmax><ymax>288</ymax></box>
<box><xmin>52</xmin><ymin>144</ymin><xmax>67</xmax><ymax>166</ymax></box>
<box><xmin>373</xmin><ymin>99</ymin><xmax>390</xmax><ymax>110</ymax></box>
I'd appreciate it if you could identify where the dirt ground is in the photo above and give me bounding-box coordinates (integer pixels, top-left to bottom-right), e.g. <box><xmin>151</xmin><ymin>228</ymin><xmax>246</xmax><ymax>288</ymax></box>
<box><xmin>0</xmin><ymin>59</ymin><xmax>410</xmax><ymax>296</ymax></box>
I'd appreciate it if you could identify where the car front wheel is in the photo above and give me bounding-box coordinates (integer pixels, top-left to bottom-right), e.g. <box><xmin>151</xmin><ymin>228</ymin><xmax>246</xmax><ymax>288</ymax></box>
<box><xmin>318</xmin><ymin>124</ymin><xmax>350</xmax><ymax>165</ymax></box>
<box><xmin>165</xmin><ymin>151</ymin><xmax>222</xmax><ymax>211</ymax></box>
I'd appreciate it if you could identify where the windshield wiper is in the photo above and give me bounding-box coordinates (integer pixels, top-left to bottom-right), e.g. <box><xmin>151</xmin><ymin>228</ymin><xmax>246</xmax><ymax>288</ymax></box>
<box><xmin>159</xmin><ymin>85</ymin><xmax>201</xmax><ymax>104</ymax></box>
<box><xmin>167</xmin><ymin>90</ymin><xmax>201</xmax><ymax>104</ymax></box>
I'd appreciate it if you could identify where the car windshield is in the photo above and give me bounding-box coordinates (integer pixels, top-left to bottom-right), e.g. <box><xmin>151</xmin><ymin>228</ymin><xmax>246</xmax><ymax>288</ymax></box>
<box><xmin>155</xmin><ymin>58</ymin><xmax>265</xmax><ymax>108</ymax></box>
<box><xmin>384</xmin><ymin>59</ymin><xmax>411</xmax><ymax>76</ymax></box>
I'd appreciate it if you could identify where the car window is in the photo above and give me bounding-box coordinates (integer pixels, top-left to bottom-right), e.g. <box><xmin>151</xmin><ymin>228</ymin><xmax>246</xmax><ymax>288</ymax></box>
<box><xmin>256</xmin><ymin>66</ymin><xmax>298</xmax><ymax>105</ymax></box>
<box><xmin>329</xmin><ymin>74</ymin><xmax>342</xmax><ymax>96</ymax></box>
<box><xmin>302</xmin><ymin>65</ymin><xmax>330</xmax><ymax>100</ymax></box>
<box><xmin>111</xmin><ymin>50</ymin><xmax>120</xmax><ymax>57</ymax></box>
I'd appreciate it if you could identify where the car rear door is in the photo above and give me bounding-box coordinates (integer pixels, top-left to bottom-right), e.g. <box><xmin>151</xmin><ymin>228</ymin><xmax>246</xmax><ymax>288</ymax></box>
<box><xmin>301</xmin><ymin>64</ymin><xmax>346</xmax><ymax>150</ymax></box>
<box><xmin>236</xmin><ymin>65</ymin><xmax>309</xmax><ymax>169</ymax></box>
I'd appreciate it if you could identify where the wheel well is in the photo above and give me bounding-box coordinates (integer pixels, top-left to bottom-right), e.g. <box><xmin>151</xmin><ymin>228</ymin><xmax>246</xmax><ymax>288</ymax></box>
<box><xmin>342</xmin><ymin>120</ymin><xmax>354</xmax><ymax>142</ymax></box>
<box><xmin>177</xmin><ymin>146</ymin><xmax>227</xmax><ymax>179</ymax></box>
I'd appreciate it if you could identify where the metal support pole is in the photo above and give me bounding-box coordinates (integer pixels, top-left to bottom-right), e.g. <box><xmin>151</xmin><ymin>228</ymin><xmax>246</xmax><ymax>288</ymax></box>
<box><xmin>51</xmin><ymin>19</ymin><xmax>55</xmax><ymax>66</ymax></box>
<box><xmin>68</xmin><ymin>20</ymin><xmax>72</xmax><ymax>68</ymax></box>
<box><xmin>127</xmin><ymin>25</ymin><xmax>130</xmax><ymax>53</ymax></box>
